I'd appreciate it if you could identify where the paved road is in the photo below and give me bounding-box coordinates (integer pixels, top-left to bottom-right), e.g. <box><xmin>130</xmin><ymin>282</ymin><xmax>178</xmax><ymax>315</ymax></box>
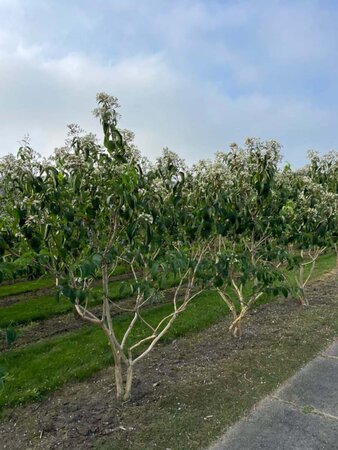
<box><xmin>210</xmin><ymin>339</ymin><xmax>338</xmax><ymax>450</ymax></box>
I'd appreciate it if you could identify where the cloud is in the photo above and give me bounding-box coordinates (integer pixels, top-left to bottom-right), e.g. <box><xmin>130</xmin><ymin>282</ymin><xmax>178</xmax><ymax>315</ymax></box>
<box><xmin>258</xmin><ymin>1</ymin><xmax>338</xmax><ymax>65</ymax></box>
<box><xmin>0</xmin><ymin>0</ymin><xmax>338</xmax><ymax>168</ymax></box>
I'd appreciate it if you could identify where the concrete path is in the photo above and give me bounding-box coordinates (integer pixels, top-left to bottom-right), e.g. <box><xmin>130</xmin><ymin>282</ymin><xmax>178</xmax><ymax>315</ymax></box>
<box><xmin>210</xmin><ymin>339</ymin><xmax>338</xmax><ymax>450</ymax></box>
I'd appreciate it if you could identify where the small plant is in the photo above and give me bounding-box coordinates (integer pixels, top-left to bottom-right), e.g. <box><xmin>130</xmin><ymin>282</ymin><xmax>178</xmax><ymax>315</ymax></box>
<box><xmin>0</xmin><ymin>324</ymin><xmax>17</xmax><ymax>347</ymax></box>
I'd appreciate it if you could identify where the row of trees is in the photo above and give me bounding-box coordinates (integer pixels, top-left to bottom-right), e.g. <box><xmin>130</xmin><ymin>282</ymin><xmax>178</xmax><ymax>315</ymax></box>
<box><xmin>0</xmin><ymin>93</ymin><xmax>337</xmax><ymax>400</ymax></box>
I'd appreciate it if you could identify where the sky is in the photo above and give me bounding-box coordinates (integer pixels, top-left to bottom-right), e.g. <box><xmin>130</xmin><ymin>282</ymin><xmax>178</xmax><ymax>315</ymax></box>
<box><xmin>1</xmin><ymin>0</ymin><xmax>338</xmax><ymax>167</ymax></box>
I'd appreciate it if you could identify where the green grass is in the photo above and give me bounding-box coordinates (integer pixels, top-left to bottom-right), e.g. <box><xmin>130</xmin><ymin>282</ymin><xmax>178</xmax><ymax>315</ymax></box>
<box><xmin>0</xmin><ymin>253</ymin><xmax>335</xmax><ymax>411</ymax></box>
<box><xmin>0</xmin><ymin>265</ymin><xmax>128</xmax><ymax>298</ymax></box>
<box><xmin>1</xmin><ymin>254</ymin><xmax>334</xmax><ymax>329</ymax></box>
<box><xmin>0</xmin><ymin>278</ymin><xmax>54</xmax><ymax>299</ymax></box>
<box><xmin>0</xmin><ymin>291</ymin><xmax>225</xmax><ymax>410</ymax></box>
<box><xmin>0</xmin><ymin>272</ymin><xmax>179</xmax><ymax>328</ymax></box>
<box><xmin>0</xmin><ymin>280</ymin><xmax>130</xmax><ymax>328</ymax></box>
<box><xmin>286</xmin><ymin>252</ymin><xmax>336</xmax><ymax>281</ymax></box>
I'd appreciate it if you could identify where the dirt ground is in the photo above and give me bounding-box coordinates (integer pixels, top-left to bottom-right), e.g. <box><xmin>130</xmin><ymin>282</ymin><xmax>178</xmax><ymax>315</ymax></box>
<box><xmin>0</xmin><ymin>269</ymin><xmax>337</xmax><ymax>450</ymax></box>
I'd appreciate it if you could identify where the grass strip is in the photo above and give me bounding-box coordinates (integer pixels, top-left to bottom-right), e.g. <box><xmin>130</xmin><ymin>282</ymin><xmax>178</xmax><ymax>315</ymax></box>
<box><xmin>1</xmin><ymin>253</ymin><xmax>334</xmax><ymax>329</ymax></box>
<box><xmin>0</xmin><ymin>278</ymin><xmax>54</xmax><ymax>299</ymax></box>
<box><xmin>0</xmin><ymin>280</ymin><xmax>129</xmax><ymax>328</ymax></box>
<box><xmin>0</xmin><ymin>265</ymin><xmax>127</xmax><ymax>298</ymax></box>
<box><xmin>0</xmin><ymin>253</ymin><xmax>335</xmax><ymax>411</ymax></box>
<box><xmin>0</xmin><ymin>271</ymin><xmax>179</xmax><ymax>328</ymax></box>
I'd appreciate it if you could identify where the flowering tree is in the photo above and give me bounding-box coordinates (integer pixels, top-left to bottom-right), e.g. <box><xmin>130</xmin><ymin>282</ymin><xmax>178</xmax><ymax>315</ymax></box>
<box><xmin>193</xmin><ymin>139</ymin><xmax>293</xmax><ymax>337</ymax></box>
<box><xmin>306</xmin><ymin>150</ymin><xmax>338</xmax><ymax>262</ymax></box>
<box><xmin>307</xmin><ymin>150</ymin><xmax>338</xmax><ymax>194</ymax></box>
<box><xmin>279</xmin><ymin>166</ymin><xmax>337</xmax><ymax>304</ymax></box>
<box><xmin>0</xmin><ymin>145</ymin><xmax>49</xmax><ymax>281</ymax></box>
<box><xmin>7</xmin><ymin>94</ymin><xmax>211</xmax><ymax>401</ymax></box>
<box><xmin>3</xmin><ymin>90</ymin><xmax>336</xmax><ymax>399</ymax></box>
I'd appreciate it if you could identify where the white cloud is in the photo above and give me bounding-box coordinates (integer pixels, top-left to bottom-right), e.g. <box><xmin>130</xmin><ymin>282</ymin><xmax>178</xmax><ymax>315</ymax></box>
<box><xmin>258</xmin><ymin>1</ymin><xmax>338</xmax><ymax>65</ymax></box>
<box><xmin>0</xmin><ymin>0</ymin><xmax>338</xmax><ymax>168</ymax></box>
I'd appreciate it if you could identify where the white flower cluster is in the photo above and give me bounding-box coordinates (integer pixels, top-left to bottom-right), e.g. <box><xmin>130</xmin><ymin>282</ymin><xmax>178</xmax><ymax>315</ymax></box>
<box><xmin>138</xmin><ymin>213</ymin><xmax>153</xmax><ymax>224</ymax></box>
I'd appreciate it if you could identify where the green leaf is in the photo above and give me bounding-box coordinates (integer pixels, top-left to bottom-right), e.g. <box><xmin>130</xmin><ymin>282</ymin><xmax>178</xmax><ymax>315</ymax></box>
<box><xmin>29</xmin><ymin>237</ymin><xmax>41</xmax><ymax>253</ymax></box>
<box><xmin>76</xmin><ymin>289</ymin><xmax>86</xmax><ymax>304</ymax></box>
<box><xmin>282</xmin><ymin>287</ymin><xmax>289</xmax><ymax>298</ymax></box>
<box><xmin>85</xmin><ymin>207</ymin><xmax>96</xmax><ymax>219</ymax></box>
<box><xmin>92</xmin><ymin>253</ymin><xmax>102</xmax><ymax>267</ymax></box>
<box><xmin>50</xmin><ymin>203</ymin><xmax>61</xmax><ymax>215</ymax></box>
<box><xmin>65</xmin><ymin>211</ymin><xmax>75</xmax><ymax>222</ymax></box>
<box><xmin>79</xmin><ymin>261</ymin><xmax>96</xmax><ymax>278</ymax></box>
<box><xmin>44</xmin><ymin>224</ymin><xmax>51</xmax><ymax>240</ymax></box>
<box><xmin>214</xmin><ymin>276</ymin><xmax>224</xmax><ymax>288</ymax></box>
<box><xmin>0</xmin><ymin>367</ymin><xmax>6</xmax><ymax>386</ymax></box>
<box><xmin>5</xmin><ymin>326</ymin><xmax>17</xmax><ymax>346</ymax></box>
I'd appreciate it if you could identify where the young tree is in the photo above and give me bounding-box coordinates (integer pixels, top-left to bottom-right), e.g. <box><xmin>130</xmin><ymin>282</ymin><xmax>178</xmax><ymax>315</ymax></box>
<box><xmin>8</xmin><ymin>94</ymin><xmax>211</xmax><ymax>401</ymax></box>
<box><xmin>306</xmin><ymin>150</ymin><xmax>338</xmax><ymax>263</ymax></box>
<box><xmin>193</xmin><ymin>139</ymin><xmax>293</xmax><ymax>337</ymax></box>
<box><xmin>279</xmin><ymin>167</ymin><xmax>337</xmax><ymax>304</ymax></box>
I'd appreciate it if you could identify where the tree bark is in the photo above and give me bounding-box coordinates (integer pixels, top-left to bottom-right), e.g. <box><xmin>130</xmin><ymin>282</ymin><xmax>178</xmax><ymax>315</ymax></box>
<box><xmin>229</xmin><ymin>314</ymin><xmax>244</xmax><ymax>338</ymax></box>
<box><xmin>124</xmin><ymin>364</ymin><xmax>133</xmax><ymax>401</ymax></box>
<box><xmin>114</xmin><ymin>354</ymin><xmax>124</xmax><ymax>401</ymax></box>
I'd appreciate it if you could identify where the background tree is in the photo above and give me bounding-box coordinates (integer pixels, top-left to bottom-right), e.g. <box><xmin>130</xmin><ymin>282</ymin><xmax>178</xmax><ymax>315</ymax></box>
<box><xmin>193</xmin><ymin>139</ymin><xmax>293</xmax><ymax>337</ymax></box>
<box><xmin>279</xmin><ymin>166</ymin><xmax>337</xmax><ymax>304</ymax></box>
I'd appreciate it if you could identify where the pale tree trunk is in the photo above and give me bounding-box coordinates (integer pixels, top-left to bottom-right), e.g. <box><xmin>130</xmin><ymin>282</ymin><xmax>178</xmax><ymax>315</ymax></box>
<box><xmin>124</xmin><ymin>363</ymin><xmax>133</xmax><ymax>401</ymax></box>
<box><xmin>104</xmin><ymin>334</ymin><xmax>134</xmax><ymax>401</ymax></box>
<box><xmin>104</xmin><ymin>326</ymin><xmax>134</xmax><ymax>401</ymax></box>
<box><xmin>296</xmin><ymin>256</ymin><xmax>309</xmax><ymax>306</ymax></box>
<box><xmin>217</xmin><ymin>288</ymin><xmax>241</xmax><ymax>338</ymax></box>
<box><xmin>295</xmin><ymin>247</ymin><xmax>326</xmax><ymax>306</ymax></box>
<box><xmin>101</xmin><ymin>264</ymin><xmax>133</xmax><ymax>401</ymax></box>
<box><xmin>229</xmin><ymin>307</ymin><xmax>248</xmax><ymax>338</ymax></box>
<box><xmin>217</xmin><ymin>285</ymin><xmax>263</xmax><ymax>338</ymax></box>
<box><xmin>74</xmin><ymin>247</ymin><xmax>207</xmax><ymax>402</ymax></box>
<box><xmin>113</xmin><ymin>355</ymin><xmax>133</xmax><ymax>402</ymax></box>
<box><xmin>113</xmin><ymin>353</ymin><xmax>124</xmax><ymax>401</ymax></box>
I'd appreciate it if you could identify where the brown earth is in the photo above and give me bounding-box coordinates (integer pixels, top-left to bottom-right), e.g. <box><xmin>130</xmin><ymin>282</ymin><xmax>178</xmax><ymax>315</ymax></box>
<box><xmin>0</xmin><ymin>268</ymin><xmax>337</xmax><ymax>450</ymax></box>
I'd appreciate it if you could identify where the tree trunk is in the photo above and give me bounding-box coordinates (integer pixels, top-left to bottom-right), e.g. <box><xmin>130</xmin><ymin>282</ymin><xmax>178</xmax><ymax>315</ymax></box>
<box><xmin>113</xmin><ymin>358</ymin><xmax>133</xmax><ymax>401</ymax></box>
<box><xmin>229</xmin><ymin>305</ymin><xmax>250</xmax><ymax>338</ymax></box>
<box><xmin>229</xmin><ymin>314</ymin><xmax>243</xmax><ymax>338</ymax></box>
<box><xmin>298</xmin><ymin>288</ymin><xmax>309</xmax><ymax>306</ymax></box>
<box><xmin>114</xmin><ymin>354</ymin><xmax>124</xmax><ymax>401</ymax></box>
<box><xmin>124</xmin><ymin>364</ymin><xmax>133</xmax><ymax>401</ymax></box>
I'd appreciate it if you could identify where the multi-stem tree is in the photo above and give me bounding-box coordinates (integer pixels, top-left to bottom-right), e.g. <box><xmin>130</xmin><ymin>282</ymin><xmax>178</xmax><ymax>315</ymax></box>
<box><xmin>306</xmin><ymin>150</ymin><xmax>338</xmax><ymax>263</ymax></box>
<box><xmin>279</xmin><ymin>165</ymin><xmax>337</xmax><ymax>304</ymax></box>
<box><xmin>193</xmin><ymin>139</ymin><xmax>293</xmax><ymax>337</ymax></box>
<box><xmin>8</xmin><ymin>94</ymin><xmax>211</xmax><ymax>401</ymax></box>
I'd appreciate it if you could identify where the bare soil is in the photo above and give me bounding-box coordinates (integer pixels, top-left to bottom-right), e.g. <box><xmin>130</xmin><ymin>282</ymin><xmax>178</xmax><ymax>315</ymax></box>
<box><xmin>0</xmin><ymin>269</ymin><xmax>337</xmax><ymax>450</ymax></box>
